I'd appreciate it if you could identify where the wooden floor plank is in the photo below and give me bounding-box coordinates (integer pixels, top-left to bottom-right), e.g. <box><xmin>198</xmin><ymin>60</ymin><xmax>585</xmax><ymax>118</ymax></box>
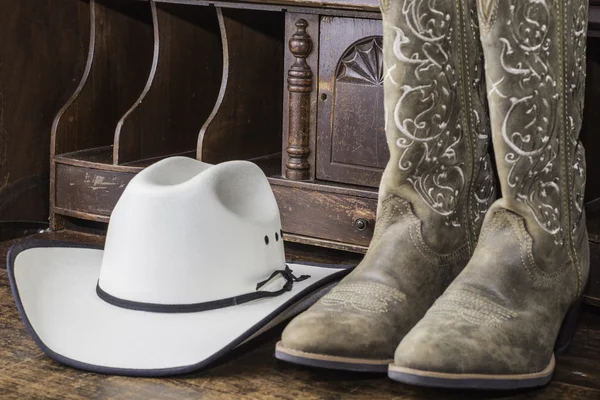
<box><xmin>553</xmin><ymin>307</ymin><xmax>600</xmax><ymax>390</ymax></box>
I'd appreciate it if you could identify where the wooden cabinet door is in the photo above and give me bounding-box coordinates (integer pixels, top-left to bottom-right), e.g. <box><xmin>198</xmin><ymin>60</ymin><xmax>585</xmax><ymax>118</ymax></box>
<box><xmin>316</xmin><ymin>16</ymin><xmax>386</xmax><ymax>187</ymax></box>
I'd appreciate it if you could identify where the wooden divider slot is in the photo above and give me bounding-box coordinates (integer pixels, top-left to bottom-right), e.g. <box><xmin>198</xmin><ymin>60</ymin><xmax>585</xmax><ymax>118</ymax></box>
<box><xmin>114</xmin><ymin>2</ymin><xmax>222</xmax><ymax>165</ymax></box>
<box><xmin>51</xmin><ymin>0</ymin><xmax>155</xmax><ymax>164</ymax></box>
<box><xmin>50</xmin><ymin>2</ymin><xmax>287</xmax><ymax>228</ymax></box>
<box><xmin>50</xmin><ymin>0</ymin><xmax>156</xmax><ymax>229</ymax></box>
<box><xmin>198</xmin><ymin>7</ymin><xmax>285</xmax><ymax>163</ymax></box>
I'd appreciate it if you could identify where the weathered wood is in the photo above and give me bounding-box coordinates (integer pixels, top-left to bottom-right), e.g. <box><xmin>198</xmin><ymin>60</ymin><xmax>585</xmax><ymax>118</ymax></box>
<box><xmin>50</xmin><ymin>0</ymin><xmax>155</xmax><ymax>229</ymax></box>
<box><xmin>269</xmin><ymin>175</ymin><xmax>378</xmax><ymax>198</ymax></box>
<box><xmin>200</xmin><ymin>0</ymin><xmax>381</xmax><ymax>12</ymax></box>
<box><xmin>113</xmin><ymin>0</ymin><xmax>161</xmax><ymax>164</ymax></box>
<box><xmin>285</xmin><ymin>19</ymin><xmax>313</xmax><ymax>180</ymax></box>
<box><xmin>589</xmin><ymin>1</ymin><xmax>600</xmax><ymax>35</ymax></box>
<box><xmin>0</xmin><ymin>0</ymin><xmax>90</xmax><ymax>222</ymax></box>
<box><xmin>281</xmin><ymin>12</ymin><xmax>319</xmax><ymax>180</ymax></box>
<box><xmin>53</xmin><ymin>207</ymin><xmax>111</xmax><ymax>224</ymax></box>
<box><xmin>270</xmin><ymin>175</ymin><xmax>378</xmax><ymax>253</ymax></box>
<box><xmin>197</xmin><ymin>7</ymin><xmax>284</xmax><ymax>163</ymax></box>
<box><xmin>586</xmin><ymin>241</ymin><xmax>600</xmax><ymax>307</ymax></box>
<box><xmin>0</xmin><ymin>222</ymin><xmax>47</xmax><ymax>242</ymax></box>
<box><xmin>283</xmin><ymin>232</ymin><xmax>369</xmax><ymax>253</ymax></box>
<box><xmin>133</xmin><ymin>0</ymin><xmax>382</xmax><ymax>13</ymax></box>
<box><xmin>316</xmin><ymin>16</ymin><xmax>385</xmax><ymax>187</ymax></box>
<box><xmin>54</xmin><ymin>164</ymin><xmax>135</xmax><ymax>217</ymax></box>
<box><xmin>115</xmin><ymin>2</ymin><xmax>222</xmax><ymax>164</ymax></box>
<box><xmin>272</xmin><ymin>183</ymin><xmax>377</xmax><ymax>247</ymax></box>
<box><xmin>51</xmin><ymin>0</ymin><xmax>154</xmax><ymax>156</ymax></box>
<box><xmin>582</xmin><ymin>38</ymin><xmax>600</xmax><ymax>203</ymax></box>
<box><xmin>553</xmin><ymin>305</ymin><xmax>600</xmax><ymax>390</ymax></box>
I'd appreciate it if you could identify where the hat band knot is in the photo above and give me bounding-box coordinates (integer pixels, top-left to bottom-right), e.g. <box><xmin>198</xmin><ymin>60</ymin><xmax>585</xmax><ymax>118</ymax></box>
<box><xmin>255</xmin><ymin>265</ymin><xmax>310</xmax><ymax>292</ymax></box>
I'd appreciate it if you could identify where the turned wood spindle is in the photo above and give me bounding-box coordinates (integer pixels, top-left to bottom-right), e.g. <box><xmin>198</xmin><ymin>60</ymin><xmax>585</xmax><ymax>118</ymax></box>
<box><xmin>286</xmin><ymin>19</ymin><xmax>313</xmax><ymax>180</ymax></box>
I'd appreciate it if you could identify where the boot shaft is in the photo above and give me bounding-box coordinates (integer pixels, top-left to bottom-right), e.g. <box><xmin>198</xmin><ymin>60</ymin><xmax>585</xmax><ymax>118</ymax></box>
<box><xmin>379</xmin><ymin>0</ymin><xmax>495</xmax><ymax>253</ymax></box>
<box><xmin>478</xmin><ymin>0</ymin><xmax>589</xmax><ymax>290</ymax></box>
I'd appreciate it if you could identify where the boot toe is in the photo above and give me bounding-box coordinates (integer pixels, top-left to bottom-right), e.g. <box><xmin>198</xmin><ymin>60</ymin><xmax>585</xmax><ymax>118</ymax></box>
<box><xmin>392</xmin><ymin>315</ymin><xmax>549</xmax><ymax>377</ymax></box>
<box><xmin>392</xmin><ymin>319</ymin><xmax>472</xmax><ymax>374</ymax></box>
<box><xmin>280</xmin><ymin>308</ymin><xmax>397</xmax><ymax>361</ymax></box>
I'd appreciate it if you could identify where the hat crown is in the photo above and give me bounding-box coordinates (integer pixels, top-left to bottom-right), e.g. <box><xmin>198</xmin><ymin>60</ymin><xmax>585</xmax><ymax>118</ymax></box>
<box><xmin>98</xmin><ymin>157</ymin><xmax>286</xmax><ymax>306</ymax></box>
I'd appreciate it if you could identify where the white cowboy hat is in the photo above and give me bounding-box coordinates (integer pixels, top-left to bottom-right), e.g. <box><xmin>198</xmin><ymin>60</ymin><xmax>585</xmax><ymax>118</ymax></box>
<box><xmin>8</xmin><ymin>157</ymin><xmax>349</xmax><ymax>376</ymax></box>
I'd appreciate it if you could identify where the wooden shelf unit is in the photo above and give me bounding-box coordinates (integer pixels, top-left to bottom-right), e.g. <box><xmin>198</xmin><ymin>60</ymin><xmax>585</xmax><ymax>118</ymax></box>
<box><xmin>43</xmin><ymin>0</ymin><xmax>600</xmax><ymax>304</ymax></box>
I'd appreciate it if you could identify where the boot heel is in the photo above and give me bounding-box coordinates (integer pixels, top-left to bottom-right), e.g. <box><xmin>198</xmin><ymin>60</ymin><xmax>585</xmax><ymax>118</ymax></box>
<box><xmin>554</xmin><ymin>296</ymin><xmax>583</xmax><ymax>355</ymax></box>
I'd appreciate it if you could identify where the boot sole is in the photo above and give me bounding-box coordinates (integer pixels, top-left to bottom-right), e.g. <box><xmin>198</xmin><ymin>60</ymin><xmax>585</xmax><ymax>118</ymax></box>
<box><xmin>388</xmin><ymin>297</ymin><xmax>582</xmax><ymax>389</ymax></box>
<box><xmin>275</xmin><ymin>341</ymin><xmax>391</xmax><ymax>373</ymax></box>
<box><xmin>388</xmin><ymin>356</ymin><xmax>555</xmax><ymax>390</ymax></box>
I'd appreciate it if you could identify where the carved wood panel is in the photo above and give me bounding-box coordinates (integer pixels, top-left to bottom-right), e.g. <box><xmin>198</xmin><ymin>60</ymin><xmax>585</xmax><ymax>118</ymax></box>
<box><xmin>316</xmin><ymin>16</ymin><xmax>385</xmax><ymax>187</ymax></box>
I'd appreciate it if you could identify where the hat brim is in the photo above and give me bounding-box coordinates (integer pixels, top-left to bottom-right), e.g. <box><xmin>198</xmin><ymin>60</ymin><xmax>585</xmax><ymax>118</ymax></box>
<box><xmin>8</xmin><ymin>240</ymin><xmax>351</xmax><ymax>376</ymax></box>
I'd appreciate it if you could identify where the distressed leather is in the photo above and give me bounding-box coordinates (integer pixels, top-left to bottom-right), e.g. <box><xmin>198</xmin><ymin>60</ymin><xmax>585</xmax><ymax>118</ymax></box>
<box><xmin>394</xmin><ymin>0</ymin><xmax>590</xmax><ymax>376</ymax></box>
<box><xmin>280</xmin><ymin>0</ymin><xmax>495</xmax><ymax>363</ymax></box>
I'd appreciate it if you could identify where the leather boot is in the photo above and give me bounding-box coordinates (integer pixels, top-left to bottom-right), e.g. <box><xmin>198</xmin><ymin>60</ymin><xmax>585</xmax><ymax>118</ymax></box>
<box><xmin>275</xmin><ymin>0</ymin><xmax>495</xmax><ymax>372</ymax></box>
<box><xmin>389</xmin><ymin>0</ymin><xmax>590</xmax><ymax>389</ymax></box>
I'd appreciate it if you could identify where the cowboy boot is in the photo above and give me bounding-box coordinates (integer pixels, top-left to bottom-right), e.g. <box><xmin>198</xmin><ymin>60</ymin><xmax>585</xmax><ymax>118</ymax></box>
<box><xmin>275</xmin><ymin>0</ymin><xmax>495</xmax><ymax>372</ymax></box>
<box><xmin>389</xmin><ymin>0</ymin><xmax>590</xmax><ymax>389</ymax></box>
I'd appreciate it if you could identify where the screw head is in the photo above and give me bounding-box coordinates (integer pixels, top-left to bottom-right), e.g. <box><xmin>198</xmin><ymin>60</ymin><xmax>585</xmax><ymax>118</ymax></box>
<box><xmin>354</xmin><ymin>218</ymin><xmax>368</xmax><ymax>231</ymax></box>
